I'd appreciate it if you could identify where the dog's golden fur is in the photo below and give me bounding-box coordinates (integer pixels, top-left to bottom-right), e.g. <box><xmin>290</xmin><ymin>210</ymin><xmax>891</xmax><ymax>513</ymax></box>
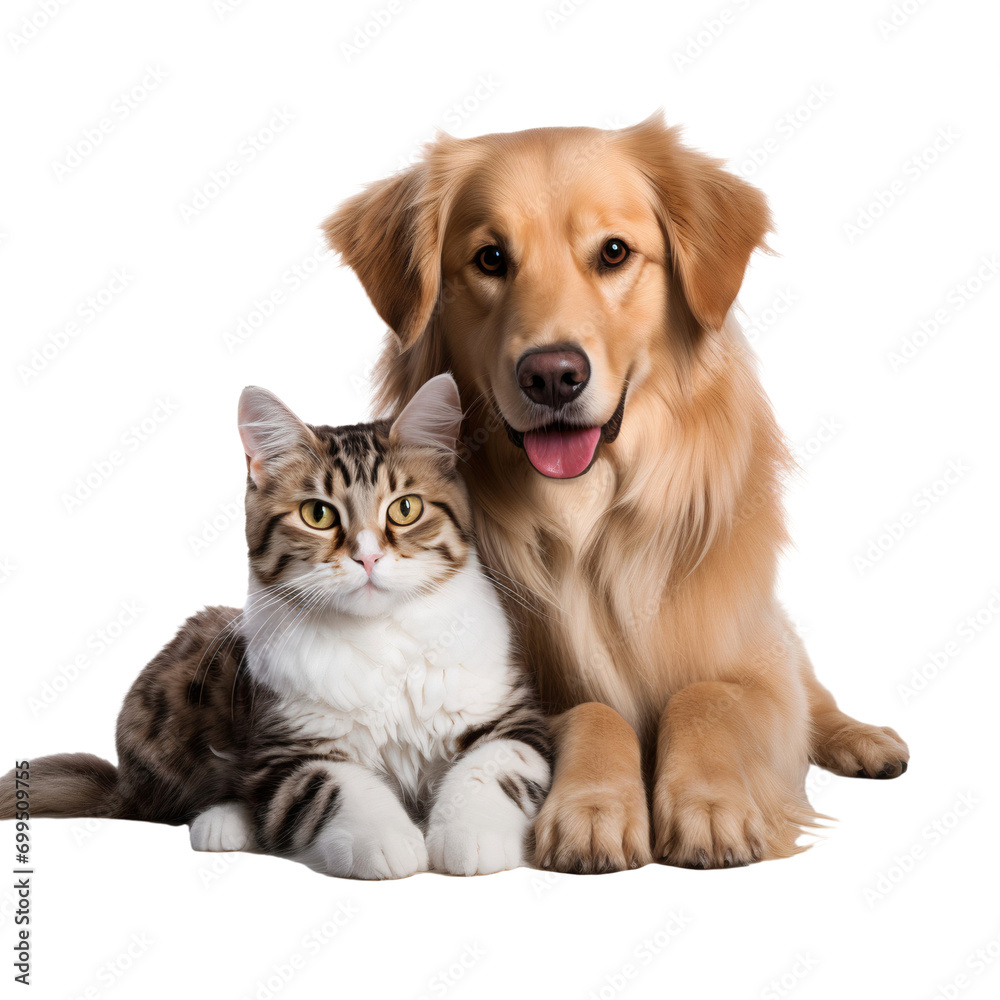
<box><xmin>324</xmin><ymin>113</ymin><xmax>908</xmax><ymax>871</ymax></box>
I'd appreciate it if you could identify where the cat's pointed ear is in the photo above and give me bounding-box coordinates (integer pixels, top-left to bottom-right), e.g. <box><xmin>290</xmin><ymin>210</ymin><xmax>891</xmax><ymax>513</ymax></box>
<box><xmin>238</xmin><ymin>386</ymin><xmax>313</xmax><ymax>486</ymax></box>
<box><xmin>389</xmin><ymin>373</ymin><xmax>464</xmax><ymax>464</ymax></box>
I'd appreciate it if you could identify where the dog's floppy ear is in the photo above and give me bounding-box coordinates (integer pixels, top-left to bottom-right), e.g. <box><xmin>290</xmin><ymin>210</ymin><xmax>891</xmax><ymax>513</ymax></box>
<box><xmin>323</xmin><ymin>162</ymin><xmax>442</xmax><ymax>349</ymax></box>
<box><xmin>621</xmin><ymin>112</ymin><xmax>772</xmax><ymax>331</ymax></box>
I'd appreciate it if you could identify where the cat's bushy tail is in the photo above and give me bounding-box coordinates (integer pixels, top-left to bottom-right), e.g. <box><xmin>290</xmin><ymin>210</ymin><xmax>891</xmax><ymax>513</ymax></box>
<box><xmin>0</xmin><ymin>754</ymin><xmax>118</xmax><ymax>819</ymax></box>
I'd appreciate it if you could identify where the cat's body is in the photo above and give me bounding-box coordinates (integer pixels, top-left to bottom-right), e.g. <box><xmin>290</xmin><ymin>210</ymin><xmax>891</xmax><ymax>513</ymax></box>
<box><xmin>1</xmin><ymin>376</ymin><xmax>551</xmax><ymax>878</ymax></box>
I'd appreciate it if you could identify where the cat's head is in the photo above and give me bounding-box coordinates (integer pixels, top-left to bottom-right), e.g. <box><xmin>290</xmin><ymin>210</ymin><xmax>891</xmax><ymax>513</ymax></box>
<box><xmin>237</xmin><ymin>374</ymin><xmax>472</xmax><ymax>617</ymax></box>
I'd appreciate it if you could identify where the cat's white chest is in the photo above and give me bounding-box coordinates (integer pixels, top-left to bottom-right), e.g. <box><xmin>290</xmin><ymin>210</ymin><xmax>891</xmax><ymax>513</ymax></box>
<box><xmin>244</xmin><ymin>561</ymin><xmax>516</xmax><ymax>797</ymax></box>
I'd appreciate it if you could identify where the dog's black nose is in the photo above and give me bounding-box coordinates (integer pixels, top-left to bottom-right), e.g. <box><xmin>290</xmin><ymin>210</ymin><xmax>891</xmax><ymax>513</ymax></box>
<box><xmin>516</xmin><ymin>345</ymin><xmax>590</xmax><ymax>409</ymax></box>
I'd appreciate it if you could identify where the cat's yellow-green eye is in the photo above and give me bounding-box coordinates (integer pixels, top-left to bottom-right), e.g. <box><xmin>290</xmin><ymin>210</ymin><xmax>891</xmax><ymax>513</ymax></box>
<box><xmin>299</xmin><ymin>500</ymin><xmax>338</xmax><ymax>530</ymax></box>
<box><xmin>387</xmin><ymin>495</ymin><xmax>423</xmax><ymax>527</ymax></box>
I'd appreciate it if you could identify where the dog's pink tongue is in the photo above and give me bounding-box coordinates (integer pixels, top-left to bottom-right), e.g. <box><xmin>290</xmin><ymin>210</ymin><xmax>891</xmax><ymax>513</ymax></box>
<box><xmin>523</xmin><ymin>426</ymin><xmax>601</xmax><ymax>479</ymax></box>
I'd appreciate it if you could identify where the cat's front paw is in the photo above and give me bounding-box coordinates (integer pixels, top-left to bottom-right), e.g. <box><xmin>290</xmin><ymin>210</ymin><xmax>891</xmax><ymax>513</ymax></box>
<box><xmin>189</xmin><ymin>801</ymin><xmax>254</xmax><ymax>852</ymax></box>
<box><xmin>309</xmin><ymin>808</ymin><xmax>428</xmax><ymax>880</ymax></box>
<box><xmin>426</xmin><ymin>796</ymin><xmax>529</xmax><ymax>876</ymax></box>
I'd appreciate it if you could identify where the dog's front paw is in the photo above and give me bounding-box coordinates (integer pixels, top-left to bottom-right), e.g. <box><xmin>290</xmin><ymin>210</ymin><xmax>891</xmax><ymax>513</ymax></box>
<box><xmin>653</xmin><ymin>774</ymin><xmax>811</xmax><ymax>869</ymax></box>
<box><xmin>812</xmin><ymin>721</ymin><xmax>909</xmax><ymax>779</ymax></box>
<box><xmin>426</xmin><ymin>796</ymin><xmax>529</xmax><ymax>876</ymax></box>
<box><xmin>189</xmin><ymin>801</ymin><xmax>254</xmax><ymax>852</ymax></box>
<box><xmin>533</xmin><ymin>780</ymin><xmax>651</xmax><ymax>874</ymax></box>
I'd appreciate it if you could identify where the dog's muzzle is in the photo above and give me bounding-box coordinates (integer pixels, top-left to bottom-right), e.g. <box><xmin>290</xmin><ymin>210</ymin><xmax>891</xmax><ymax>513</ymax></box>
<box><xmin>503</xmin><ymin>381</ymin><xmax>628</xmax><ymax>479</ymax></box>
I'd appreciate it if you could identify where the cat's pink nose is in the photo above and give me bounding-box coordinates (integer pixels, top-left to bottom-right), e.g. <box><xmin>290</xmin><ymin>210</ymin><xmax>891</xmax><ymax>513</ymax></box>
<box><xmin>354</xmin><ymin>551</ymin><xmax>383</xmax><ymax>577</ymax></box>
<box><xmin>352</xmin><ymin>529</ymin><xmax>384</xmax><ymax>578</ymax></box>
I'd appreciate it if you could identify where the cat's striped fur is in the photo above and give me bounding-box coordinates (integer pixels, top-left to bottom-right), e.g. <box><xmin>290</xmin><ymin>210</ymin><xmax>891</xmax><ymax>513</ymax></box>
<box><xmin>0</xmin><ymin>375</ymin><xmax>551</xmax><ymax>878</ymax></box>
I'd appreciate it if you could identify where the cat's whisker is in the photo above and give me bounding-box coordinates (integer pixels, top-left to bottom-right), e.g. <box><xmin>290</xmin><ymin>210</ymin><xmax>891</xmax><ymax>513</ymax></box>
<box><xmin>475</xmin><ymin>565</ymin><xmax>560</xmax><ymax>622</ymax></box>
<box><xmin>234</xmin><ymin>590</ymin><xmax>325</xmax><ymax>720</ymax></box>
<box><xmin>190</xmin><ymin>581</ymin><xmax>306</xmax><ymax>699</ymax></box>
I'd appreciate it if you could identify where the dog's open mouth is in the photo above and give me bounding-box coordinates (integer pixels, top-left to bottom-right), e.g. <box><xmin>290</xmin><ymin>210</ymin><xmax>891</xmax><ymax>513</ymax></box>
<box><xmin>503</xmin><ymin>383</ymin><xmax>628</xmax><ymax>479</ymax></box>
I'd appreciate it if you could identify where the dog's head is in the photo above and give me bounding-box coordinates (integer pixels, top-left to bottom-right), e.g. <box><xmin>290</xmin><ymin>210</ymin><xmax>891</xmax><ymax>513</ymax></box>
<box><xmin>325</xmin><ymin>113</ymin><xmax>770</xmax><ymax>479</ymax></box>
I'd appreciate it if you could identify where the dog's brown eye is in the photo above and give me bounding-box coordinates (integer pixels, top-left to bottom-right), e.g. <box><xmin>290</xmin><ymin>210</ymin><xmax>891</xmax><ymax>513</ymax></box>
<box><xmin>475</xmin><ymin>245</ymin><xmax>506</xmax><ymax>276</ymax></box>
<box><xmin>600</xmin><ymin>238</ymin><xmax>630</xmax><ymax>268</ymax></box>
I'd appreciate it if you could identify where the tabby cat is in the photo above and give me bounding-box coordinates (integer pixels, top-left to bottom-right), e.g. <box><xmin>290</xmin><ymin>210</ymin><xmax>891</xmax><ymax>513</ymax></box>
<box><xmin>0</xmin><ymin>375</ymin><xmax>551</xmax><ymax>878</ymax></box>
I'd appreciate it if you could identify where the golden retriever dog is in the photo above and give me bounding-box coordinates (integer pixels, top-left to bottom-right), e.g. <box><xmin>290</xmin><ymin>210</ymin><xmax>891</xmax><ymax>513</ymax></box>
<box><xmin>323</xmin><ymin>113</ymin><xmax>909</xmax><ymax>871</ymax></box>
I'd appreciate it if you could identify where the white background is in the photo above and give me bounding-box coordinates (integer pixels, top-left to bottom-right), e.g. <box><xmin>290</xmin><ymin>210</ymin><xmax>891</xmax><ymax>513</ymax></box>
<box><xmin>2</xmin><ymin>1</ymin><xmax>999</xmax><ymax>997</ymax></box>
